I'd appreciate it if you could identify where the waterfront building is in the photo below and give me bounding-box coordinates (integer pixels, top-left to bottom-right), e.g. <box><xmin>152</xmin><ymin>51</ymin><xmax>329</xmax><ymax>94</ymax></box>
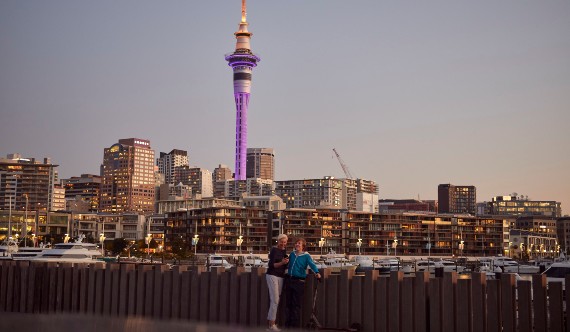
<box><xmin>163</xmin><ymin>206</ymin><xmax>510</xmax><ymax>257</ymax></box>
<box><xmin>62</xmin><ymin>174</ymin><xmax>101</xmax><ymax>212</ymax></box>
<box><xmin>438</xmin><ymin>184</ymin><xmax>477</xmax><ymax>214</ymax></box>
<box><xmin>100</xmin><ymin>138</ymin><xmax>156</xmax><ymax>214</ymax></box>
<box><xmin>71</xmin><ymin>212</ymin><xmax>99</xmax><ymax>240</ymax></box>
<box><xmin>378</xmin><ymin>199</ymin><xmax>435</xmax><ymax>213</ymax></box>
<box><xmin>0</xmin><ymin>154</ymin><xmax>58</xmax><ymax>213</ymax></box>
<box><xmin>175</xmin><ymin>166</ymin><xmax>213</xmax><ymax>198</ymax></box>
<box><xmin>489</xmin><ymin>195</ymin><xmax>561</xmax><ymax>217</ymax></box>
<box><xmin>98</xmin><ymin>213</ymin><xmax>146</xmax><ymax>242</ymax></box>
<box><xmin>157</xmin><ymin>149</ymin><xmax>189</xmax><ymax>185</ymax></box>
<box><xmin>165</xmin><ymin>206</ymin><xmax>269</xmax><ymax>254</ymax></box>
<box><xmin>509</xmin><ymin>229</ymin><xmax>558</xmax><ymax>260</ymax></box>
<box><xmin>556</xmin><ymin>216</ymin><xmax>570</xmax><ymax>254</ymax></box>
<box><xmin>225</xmin><ymin>0</ymin><xmax>260</xmax><ymax>180</ymax></box>
<box><xmin>246</xmin><ymin>148</ymin><xmax>275</xmax><ymax>180</ymax></box>
<box><xmin>0</xmin><ymin>209</ymin><xmax>69</xmax><ymax>245</ymax></box>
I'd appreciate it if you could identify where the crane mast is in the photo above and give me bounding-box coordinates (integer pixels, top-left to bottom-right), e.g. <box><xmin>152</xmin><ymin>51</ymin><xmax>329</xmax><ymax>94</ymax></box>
<box><xmin>332</xmin><ymin>148</ymin><xmax>354</xmax><ymax>179</ymax></box>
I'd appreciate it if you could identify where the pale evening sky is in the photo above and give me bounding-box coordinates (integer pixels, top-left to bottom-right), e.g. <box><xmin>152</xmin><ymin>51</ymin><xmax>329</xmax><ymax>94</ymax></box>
<box><xmin>1</xmin><ymin>1</ymin><xmax>569</xmax><ymax>214</ymax></box>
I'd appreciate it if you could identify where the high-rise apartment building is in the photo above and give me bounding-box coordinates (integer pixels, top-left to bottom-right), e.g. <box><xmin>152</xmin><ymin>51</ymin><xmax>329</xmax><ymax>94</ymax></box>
<box><xmin>0</xmin><ymin>154</ymin><xmax>58</xmax><ymax>212</ymax></box>
<box><xmin>157</xmin><ymin>149</ymin><xmax>189</xmax><ymax>185</ymax></box>
<box><xmin>275</xmin><ymin>177</ymin><xmax>343</xmax><ymax>209</ymax></box>
<box><xmin>213</xmin><ymin>164</ymin><xmax>233</xmax><ymax>198</ymax></box>
<box><xmin>100</xmin><ymin>138</ymin><xmax>156</xmax><ymax>214</ymax></box>
<box><xmin>246</xmin><ymin>148</ymin><xmax>275</xmax><ymax>180</ymax></box>
<box><xmin>175</xmin><ymin>166</ymin><xmax>213</xmax><ymax>198</ymax></box>
<box><xmin>225</xmin><ymin>1</ymin><xmax>260</xmax><ymax>180</ymax></box>
<box><xmin>489</xmin><ymin>195</ymin><xmax>561</xmax><ymax>217</ymax></box>
<box><xmin>438</xmin><ymin>184</ymin><xmax>476</xmax><ymax>214</ymax></box>
<box><xmin>62</xmin><ymin>174</ymin><xmax>102</xmax><ymax>212</ymax></box>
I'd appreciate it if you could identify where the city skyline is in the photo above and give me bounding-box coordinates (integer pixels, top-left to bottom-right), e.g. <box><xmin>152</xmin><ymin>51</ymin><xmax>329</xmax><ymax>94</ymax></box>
<box><xmin>1</xmin><ymin>1</ymin><xmax>569</xmax><ymax>214</ymax></box>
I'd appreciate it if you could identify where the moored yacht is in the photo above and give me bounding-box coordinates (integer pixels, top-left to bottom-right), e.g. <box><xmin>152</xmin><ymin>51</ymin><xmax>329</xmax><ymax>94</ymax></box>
<box><xmin>27</xmin><ymin>242</ymin><xmax>104</xmax><ymax>264</ymax></box>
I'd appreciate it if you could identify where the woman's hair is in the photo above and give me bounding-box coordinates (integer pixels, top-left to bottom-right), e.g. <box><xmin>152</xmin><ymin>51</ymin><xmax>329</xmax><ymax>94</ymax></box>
<box><xmin>277</xmin><ymin>234</ymin><xmax>288</xmax><ymax>242</ymax></box>
<box><xmin>295</xmin><ymin>238</ymin><xmax>307</xmax><ymax>250</ymax></box>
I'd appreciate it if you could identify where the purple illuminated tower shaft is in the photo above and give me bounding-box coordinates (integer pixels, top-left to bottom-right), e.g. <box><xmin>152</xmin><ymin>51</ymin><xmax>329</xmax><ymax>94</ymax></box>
<box><xmin>225</xmin><ymin>0</ymin><xmax>260</xmax><ymax>180</ymax></box>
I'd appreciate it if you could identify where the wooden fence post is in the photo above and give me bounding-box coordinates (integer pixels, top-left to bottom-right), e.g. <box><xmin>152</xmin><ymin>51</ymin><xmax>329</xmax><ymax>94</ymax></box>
<box><xmin>401</xmin><ymin>276</ymin><xmax>414</xmax><ymax>332</ymax></box>
<box><xmin>486</xmin><ymin>279</ymin><xmax>501</xmax><ymax>332</ymax></box>
<box><xmin>471</xmin><ymin>272</ymin><xmax>486</xmax><ymax>332</ymax></box>
<box><xmin>532</xmin><ymin>274</ymin><xmax>547</xmax><ymax>332</ymax></box>
<box><xmin>228</xmin><ymin>266</ymin><xmax>244</xmax><ymax>324</ymax></box>
<box><xmin>389</xmin><ymin>270</ymin><xmax>404</xmax><ymax>332</ymax></box>
<box><xmin>414</xmin><ymin>271</ymin><xmax>430</xmax><ymax>332</ymax></box>
<box><xmin>363</xmin><ymin>270</ymin><xmax>379</xmax><ymax>332</ymax></box>
<box><xmin>517</xmin><ymin>280</ymin><xmax>532</xmax><ymax>332</ymax></box>
<box><xmin>500</xmin><ymin>273</ymin><xmax>516</xmax><ymax>332</ymax></box>
<box><xmin>548</xmin><ymin>281</ymin><xmax>564</xmax><ymax>332</ymax></box>
<box><xmin>442</xmin><ymin>272</ymin><xmax>457</xmax><ymax>332</ymax></box>
<box><xmin>456</xmin><ymin>278</ymin><xmax>472</xmax><ymax>332</ymax></box>
<box><xmin>428</xmin><ymin>276</ymin><xmax>441</xmax><ymax>332</ymax></box>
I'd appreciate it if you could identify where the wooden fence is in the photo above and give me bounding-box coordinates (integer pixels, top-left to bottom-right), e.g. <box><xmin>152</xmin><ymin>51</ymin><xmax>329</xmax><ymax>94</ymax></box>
<box><xmin>0</xmin><ymin>260</ymin><xmax>567</xmax><ymax>332</ymax></box>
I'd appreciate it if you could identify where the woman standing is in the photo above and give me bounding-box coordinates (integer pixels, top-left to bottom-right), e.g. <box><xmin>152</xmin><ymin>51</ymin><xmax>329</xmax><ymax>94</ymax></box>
<box><xmin>266</xmin><ymin>234</ymin><xmax>289</xmax><ymax>331</ymax></box>
<box><xmin>285</xmin><ymin>238</ymin><xmax>321</xmax><ymax>329</ymax></box>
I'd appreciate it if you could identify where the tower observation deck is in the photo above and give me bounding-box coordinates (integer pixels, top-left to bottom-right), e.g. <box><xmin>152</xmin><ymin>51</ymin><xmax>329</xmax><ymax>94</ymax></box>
<box><xmin>225</xmin><ymin>0</ymin><xmax>260</xmax><ymax>181</ymax></box>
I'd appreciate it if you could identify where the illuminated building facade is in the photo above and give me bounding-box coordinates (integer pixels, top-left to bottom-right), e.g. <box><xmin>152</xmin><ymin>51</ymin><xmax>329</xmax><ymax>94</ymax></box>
<box><xmin>438</xmin><ymin>184</ymin><xmax>476</xmax><ymax>214</ymax></box>
<box><xmin>489</xmin><ymin>195</ymin><xmax>561</xmax><ymax>217</ymax></box>
<box><xmin>100</xmin><ymin>138</ymin><xmax>156</xmax><ymax>214</ymax></box>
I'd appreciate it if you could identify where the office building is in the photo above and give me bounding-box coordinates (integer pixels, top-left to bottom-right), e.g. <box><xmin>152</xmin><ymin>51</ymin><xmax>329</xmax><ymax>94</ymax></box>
<box><xmin>275</xmin><ymin>177</ymin><xmax>343</xmax><ymax>209</ymax></box>
<box><xmin>213</xmin><ymin>164</ymin><xmax>233</xmax><ymax>198</ymax></box>
<box><xmin>157</xmin><ymin>149</ymin><xmax>189</xmax><ymax>185</ymax></box>
<box><xmin>175</xmin><ymin>166</ymin><xmax>213</xmax><ymax>198</ymax></box>
<box><xmin>62</xmin><ymin>174</ymin><xmax>101</xmax><ymax>212</ymax></box>
<box><xmin>438</xmin><ymin>184</ymin><xmax>476</xmax><ymax>214</ymax></box>
<box><xmin>0</xmin><ymin>154</ymin><xmax>58</xmax><ymax>212</ymax></box>
<box><xmin>99</xmin><ymin>138</ymin><xmax>156</xmax><ymax>214</ymax></box>
<box><xmin>246</xmin><ymin>148</ymin><xmax>275</xmax><ymax>180</ymax></box>
<box><xmin>489</xmin><ymin>195</ymin><xmax>561</xmax><ymax>217</ymax></box>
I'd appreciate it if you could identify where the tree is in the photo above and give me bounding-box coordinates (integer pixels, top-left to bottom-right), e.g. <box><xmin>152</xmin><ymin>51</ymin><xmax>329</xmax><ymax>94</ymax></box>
<box><xmin>110</xmin><ymin>238</ymin><xmax>129</xmax><ymax>255</ymax></box>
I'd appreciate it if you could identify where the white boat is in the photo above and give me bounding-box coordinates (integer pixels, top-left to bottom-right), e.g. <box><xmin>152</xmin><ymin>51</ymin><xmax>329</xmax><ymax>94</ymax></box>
<box><xmin>10</xmin><ymin>246</ymin><xmax>47</xmax><ymax>260</ymax></box>
<box><xmin>242</xmin><ymin>254</ymin><xmax>266</xmax><ymax>272</ymax></box>
<box><xmin>541</xmin><ymin>260</ymin><xmax>570</xmax><ymax>288</ymax></box>
<box><xmin>207</xmin><ymin>254</ymin><xmax>233</xmax><ymax>271</ymax></box>
<box><xmin>318</xmin><ymin>254</ymin><xmax>357</xmax><ymax>273</ymax></box>
<box><xmin>374</xmin><ymin>258</ymin><xmax>401</xmax><ymax>273</ymax></box>
<box><xmin>351</xmin><ymin>255</ymin><xmax>375</xmax><ymax>271</ymax></box>
<box><xmin>27</xmin><ymin>242</ymin><xmax>104</xmax><ymax>264</ymax></box>
<box><xmin>0</xmin><ymin>239</ymin><xmax>19</xmax><ymax>259</ymax></box>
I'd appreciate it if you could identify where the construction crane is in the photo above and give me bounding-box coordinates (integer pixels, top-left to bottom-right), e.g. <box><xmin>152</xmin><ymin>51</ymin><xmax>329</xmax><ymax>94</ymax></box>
<box><xmin>332</xmin><ymin>148</ymin><xmax>354</xmax><ymax>179</ymax></box>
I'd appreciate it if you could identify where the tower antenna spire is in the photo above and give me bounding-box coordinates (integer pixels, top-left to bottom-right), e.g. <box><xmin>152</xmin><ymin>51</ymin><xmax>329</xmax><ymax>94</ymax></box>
<box><xmin>241</xmin><ymin>0</ymin><xmax>247</xmax><ymax>23</ymax></box>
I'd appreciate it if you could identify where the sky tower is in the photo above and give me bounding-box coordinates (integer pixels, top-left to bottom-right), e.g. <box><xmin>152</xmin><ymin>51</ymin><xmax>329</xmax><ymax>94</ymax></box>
<box><xmin>225</xmin><ymin>0</ymin><xmax>260</xmax><ymax>180</ymax></box>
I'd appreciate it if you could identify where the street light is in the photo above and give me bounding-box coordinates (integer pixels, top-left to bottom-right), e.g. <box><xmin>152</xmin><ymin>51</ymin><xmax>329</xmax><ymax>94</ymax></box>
<box><xmin>99</xmin><ymin>233</ymin><xmax>106</xmax><ymax>256</ymax></box>
<box><xmin>318</xmin><ymin>238</ymin><xmax>325</xmax><ymax>256</ymax></box>
<box><xmin>459</xmin><ymin>240</ymin><xmax>465</xmax><ymax>258</ymax></box>
<box><xmin>145</xmin><ymin>233</ymin><xmax>152</xmax><ymax>259</ymax></box>
<box><xmin>64</xmin><ymin>234</ymin><xmax>70</xmax><ymax>244</ymax></box>
<box><xmin>356</xmin><ymin>227</ymin><xmax>362</xmax><ymax>255</ymax></box>
<box><xmin>191</xmin><ymin>222</ymin><xmax>199</xmax><ymax>256</ymax></box>
<box><xmin>31</xmin><ymin>233</ymin><xmax>36</xmax><ymax>247</ymax></box>
<box><xmin>392</xmin><ymin>237</ymin><xmax>398</xmax><ymax>257</ymax></box>
<box><xmin>236</xmin><ymin>223</ymin><xmax>243</xmax><ymax>255</ymax></box>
